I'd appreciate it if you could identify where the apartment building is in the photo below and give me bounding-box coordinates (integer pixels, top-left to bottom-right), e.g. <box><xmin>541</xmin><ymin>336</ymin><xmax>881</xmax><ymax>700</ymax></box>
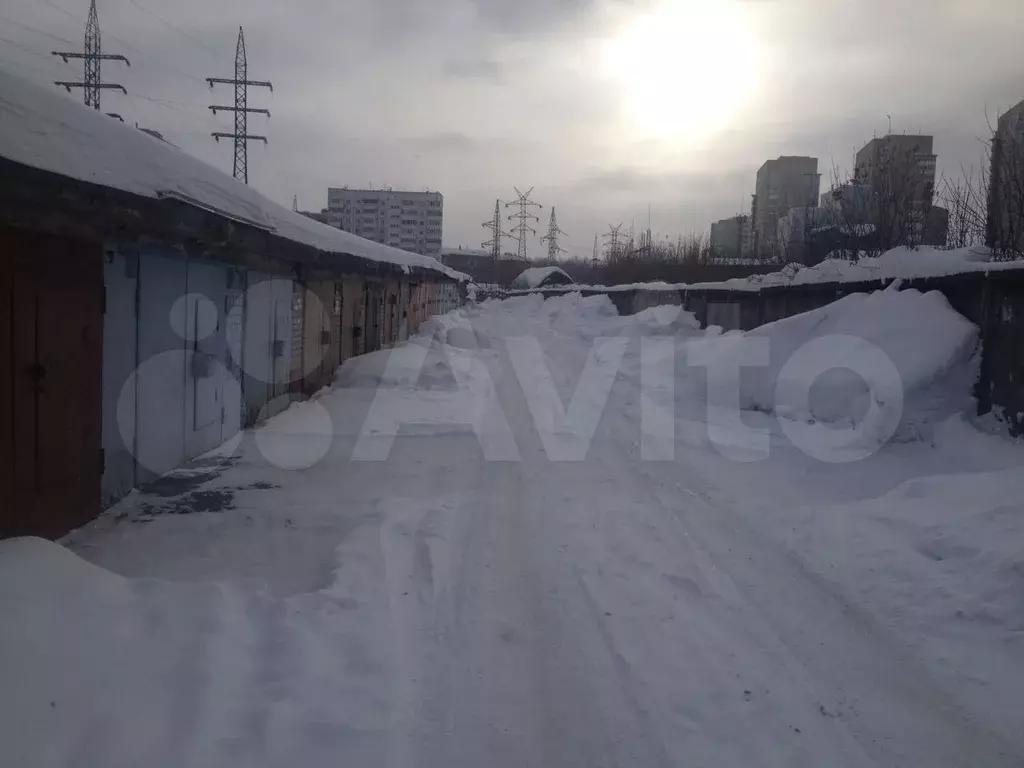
<box><xmin>709</xmin><ymin>214</ymin><xmax>752</xmax><ymax>260</ymax></box>
<box><xmin>752</xmin><ymin>156</ymin><xmax>820</xmax><ymax>258</ymax></box>
<box><xmin>855</xmin><ymin>134</ymin><xmax>937</xmax><ymax>208</ymax></box>
<box><xmin>987</xmin><ymin>100</ymin><xmax>1024</xmax><ymax>254</ymax></box>
<box><xmin>325</xmin><ymin>188</ymin><xmax>443</xmax><ymax>258</ymax></box>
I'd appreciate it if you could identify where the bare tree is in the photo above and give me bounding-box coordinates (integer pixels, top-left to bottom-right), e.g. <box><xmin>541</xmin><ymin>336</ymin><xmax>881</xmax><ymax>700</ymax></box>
<box><xmin>939</xmin><ymin>161</ymin><xmax>988</xmax><ymax>249</ymax></box>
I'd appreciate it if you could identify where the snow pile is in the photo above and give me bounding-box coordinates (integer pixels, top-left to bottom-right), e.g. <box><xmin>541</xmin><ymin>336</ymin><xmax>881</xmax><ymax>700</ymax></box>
<box><xmin>628</xmin><ymin>304</ymin><xmax>702</xmax><ymax>335</ymax></box>
<box><xmin>510</xmin><ymin>266</ymin><xmax>575</xmax><ymax>290</ymax></box>
<box><xmin>538</xmin><ymin>292</ymin><xmax>620</xmax><ymax>338</ymax></box>
<box><xmin>0</xmin><ymin>69</ymin><xmax>466</xmax><ymax>281</ymax></box>
<box><xmin>780</xmin><ymin>458</ymin><xmax>1024</xmax><ymax>733</ymax></box>
<box><xmin>490</xmin><ymin>293</ymin><xmax>546</xmax><ymax>314</ymax></box>
<box><xmin>0</xmin><ymin>531</ymin><xmax>401</xmax><ymax>766</ymax></box>
<box><xmin>793</xmin><ymin>464</ymin><xmax>1024</xmax><ymax>634</ymax></box>
<box><xmin>333</xmin><ymin>308</ymin><xmax>493</xmax><ymax>390</ymax></box>
<box><xmin>334</xmin><ymin>343</ymin><xmax>458</xmax><ymax>390</ymax></box>
<box><xmin>685</xmin><ymin>288</ymin><xmax>979</xmax><ymax>447</ymax></box>
<box><xmin>418</xmin><ymin>310</ymin><xmax>492</xmax><ymax>350</ymax></box>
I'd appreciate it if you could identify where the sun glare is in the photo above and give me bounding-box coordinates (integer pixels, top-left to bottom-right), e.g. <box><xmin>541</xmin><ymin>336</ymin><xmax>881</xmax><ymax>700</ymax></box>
<box><xmin>601</xmin><ymin>0</ymin><xmax>760</xmax><ymax>144</ymax></box>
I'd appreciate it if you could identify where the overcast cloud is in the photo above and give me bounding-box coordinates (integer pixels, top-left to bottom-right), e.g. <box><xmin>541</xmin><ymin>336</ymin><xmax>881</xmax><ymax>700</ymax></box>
<box><xmin>2</xmin><ymin>0</ymin><xmax>1022</xmax><ymax>259</ymax></box>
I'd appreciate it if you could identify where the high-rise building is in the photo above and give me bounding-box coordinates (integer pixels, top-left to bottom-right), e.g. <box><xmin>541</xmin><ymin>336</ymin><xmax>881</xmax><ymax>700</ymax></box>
<box><xmin>987</xmin><ymin>100</ymin><xmax>1024</xmax><ymax>254</ymax></box>
<box><xmin>752</xmin><ymin>156</ymin><xmax>820</xmax><ymax>258</ymax></box>
<box><xmin>854</xmin><ymin>135</ymin><xmax>937</xmax><ymax>208</ymax></box>
<box><xmin>324</xmin><ymin>188</ymin><xmax>443</xmax><ymax>257</ymax></box>
<box><xmin>709</xmin><ymin>215</ymin><xmax>752</xmax><ymax>260</ymax></box>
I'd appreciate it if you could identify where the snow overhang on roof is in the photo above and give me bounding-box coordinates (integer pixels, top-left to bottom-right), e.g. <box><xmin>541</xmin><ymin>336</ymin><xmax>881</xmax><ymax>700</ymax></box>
<box><xmin>0</xmin><ymin>68</ymin><xmax>467</xmax><ymax>281</ymax></box>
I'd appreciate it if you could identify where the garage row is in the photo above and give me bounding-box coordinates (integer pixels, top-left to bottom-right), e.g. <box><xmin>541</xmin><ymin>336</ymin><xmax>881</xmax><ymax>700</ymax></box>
<box><xmin>1</xmin><ymin>229</ymin><xmax>463</xmax><ymax>541</ymax></box>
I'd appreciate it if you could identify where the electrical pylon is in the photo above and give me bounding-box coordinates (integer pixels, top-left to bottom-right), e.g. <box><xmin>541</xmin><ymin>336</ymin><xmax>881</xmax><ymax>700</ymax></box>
<box><xmin>540</xmin><ymin>207</ymin><xmax>568</xmax><ymax>260</ymax></box>
<box><xmin>52</xmin><ymin>0</ymin><xmax>129</xmax><ymax>118</ymax></box>
<box><xmin>292</xmin><ymin>194</ymin><xmax>298</xmax><ymax>211</ymax></box>
<box><xmin>506</xmin><ymin>187</ymin><xmax>543</xmax><ymax>261</ymax></box>
<box><xmin>603</xmin><ymin>224</ymin><xmax>624</xmax><ymax>262</ymax></box>
<box><xmin>591</xmin><ymin>233</ymin><xmax>600</xmax><ymax>267</ymax></box>
<box><xmin>208</xmin><ymin>27</ymin><xmax>273</xmax><ymax>184</ymax></box>
<box><xmin>482</xmin><ymin>199</ymin><xmax>511</xmax><ymax>286</ymax></box>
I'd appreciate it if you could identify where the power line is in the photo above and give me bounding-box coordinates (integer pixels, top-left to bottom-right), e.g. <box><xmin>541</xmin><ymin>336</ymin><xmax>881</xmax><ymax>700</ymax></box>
<box><xmin>52</xmin><ymin>0</ymin><xmax>130</xmax><ymax>115</ymax></box>
<box><xmin>38</xmin><ymin>0</ymin><xmax>82</xmax><ymax>24</ymax></box>
<box><xmin>0</xmin><ymin>14</ymin><xmax>76</xmax><ymax>46</ymax></box>
<box><xmin>123</xmin><ymin>0</ymin><xmax>224</xmax><ymax>59</ymax></box>
<box><xmin>505</xmin><ymin>186</ymin><xmax>542</xmax><ymax>261</ymax></box>
<box><xmin>207</xmin><ymin>26</ymin><xmax>272</xmax><ymax>184</ymax></box>
<box><xmin>134</xmin><ymin>93</ymin><xmax>208</xmax><ymax>109</ymax></box>
<box><xmin>150</xmin><ymin>127</ymin><xmax>210</xmax><ymax>137</ymax></box>
<box><xmin>38</xmin><ymin>0</ymin><xmax>209</xmax><ymax>86</ymax></box>
<box><xmin>0</xmin><ymin>54</ymin><xmax>67</xmax><ymax>80</ymax></box>
<box><xmin>104</xmin><ymin>28</ymin><xmax>206</xmax><ymax>85</ymax></box>
<box><xmin>0</xmin><ymin>36</ymin><xmax>60</xmax><ymax>60</ymax></box>
<box><xmin>126</xmin><ymin>95</ymin><xmax>209</xmax><ymax>132</ymax></box>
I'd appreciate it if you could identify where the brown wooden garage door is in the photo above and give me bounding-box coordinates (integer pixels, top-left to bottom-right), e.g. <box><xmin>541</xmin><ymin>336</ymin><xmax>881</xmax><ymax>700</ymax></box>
<box><xmin>1</xmin><ymin>228</ymin><xmax>103</xmax><ymax>540</ymax></box>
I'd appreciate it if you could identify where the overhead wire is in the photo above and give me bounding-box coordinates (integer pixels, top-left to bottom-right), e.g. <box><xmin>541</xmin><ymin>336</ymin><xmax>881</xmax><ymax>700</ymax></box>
<box><xmin>0</xmin><ymin>14</ymin><xmax>77</xmax><ymax>46</ymax></box>
<box><xmin>37</xmin><ymin>0</ymin><xmax>210</xmax><ymax>86</ymax></box>
<box><xmin>0</xmin><ymin>36</ymin><xmax>61</xmax><ymax>60</ymax></box>
<box><xmin>123</xmin><ymin>0</ymin><xmax>224</xmax><ymax>60</ymax></box>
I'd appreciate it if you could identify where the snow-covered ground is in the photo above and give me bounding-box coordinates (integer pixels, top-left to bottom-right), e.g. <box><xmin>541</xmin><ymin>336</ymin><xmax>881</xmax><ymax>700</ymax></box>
<box><xmin>3</xmin><ymin>291</ymin><xmax>1023</xmax><ymax>767</ymax></box>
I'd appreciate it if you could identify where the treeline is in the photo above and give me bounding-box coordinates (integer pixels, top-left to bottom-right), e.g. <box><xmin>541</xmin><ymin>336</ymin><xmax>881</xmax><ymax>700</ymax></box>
<box><xmin>532</xmin><ymin>233</ymin><xmax>775</xmax><ymax>286</ymax></box>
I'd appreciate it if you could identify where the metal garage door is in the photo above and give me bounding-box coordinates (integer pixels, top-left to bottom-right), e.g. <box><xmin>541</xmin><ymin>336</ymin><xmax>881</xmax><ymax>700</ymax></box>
<box><xmin>2</xmin><ymin>228</ymin><xmax>103</xmax><ymax>539</ymax></box>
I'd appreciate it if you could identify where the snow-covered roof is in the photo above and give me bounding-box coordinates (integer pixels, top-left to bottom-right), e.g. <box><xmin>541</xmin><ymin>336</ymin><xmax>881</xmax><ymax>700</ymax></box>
<box><xmin>0</xmin><ymin>69</ymin><xmax>467</xmax><ymax>281</ymax></box>
<box><xmin>510</xmin><ymin>266</ymin><xmax>574</xmax><ymax>290</ymax></box>
<box><xmin>439</xmin><ymin>246</ymin><xmax>490</xmax><ymax>258</ymax></box>
<box><xmin>519</xmin><ymin>247</ymin><xmax>1024</xmax><ymax>296</ymax></box>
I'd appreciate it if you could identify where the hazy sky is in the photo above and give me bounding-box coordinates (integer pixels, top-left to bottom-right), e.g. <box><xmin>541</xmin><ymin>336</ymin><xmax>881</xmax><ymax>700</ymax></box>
<box><xmin>2</xmin><ymin>0</ymin><xmax>1023</xmax><ymax>259</ymax></box>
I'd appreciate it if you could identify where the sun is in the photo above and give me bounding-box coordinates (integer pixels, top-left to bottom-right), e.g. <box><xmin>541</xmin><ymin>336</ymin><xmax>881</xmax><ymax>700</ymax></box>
<box><xmin>600</xmin><ymin>0</ymin><xmax>760</xmax><ymax>144</ymax></box>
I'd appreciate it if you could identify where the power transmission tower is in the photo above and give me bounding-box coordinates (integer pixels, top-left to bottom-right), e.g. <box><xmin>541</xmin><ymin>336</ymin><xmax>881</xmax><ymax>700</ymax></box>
<box><xmin>481</xmin><ymin>199</ymin><xmax>511</xmax><ymax>286</ymax></box>
<box><xmin>52</xmin><ymin>0</ymin><xmax>130</xmax><ymax>119</ymax></box>
<box><xmin>603</xmin><ymin>224</ymin><xmax>623</xmax><ymax>262</ymax></box>
<box><xmin>591</xmin><ymin>233</ymin><xmax>600</xmax><ymax>267</ymax></box>
<box><xmin>292</xmin><ymin>194</ymin><xmax>298</xmax><ymax>211</ymax></box>
<box><xmin>207</xmin><ymin>27</ymin><xmax>273</xmax><ymax>184</ymax></box>
<box><xmin>505</xmin><ymin>187</ymin><xmax>543</xmax><ymax>261</ymax></box>
<box><xmin>540</xmin><ymin>207</ymin><xmax>568</xmax><ymax>260</ymax></box>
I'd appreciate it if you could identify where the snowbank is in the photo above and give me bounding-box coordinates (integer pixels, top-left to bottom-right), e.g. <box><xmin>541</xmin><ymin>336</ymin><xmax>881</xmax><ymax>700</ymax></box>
<box><xmin>685</xmin><ymin>288</ymin><xmax>979</xmax><ymax>447</ymax></box>
<box><xmin>781</xmin><ymin>460</ymin><xmax>1024</xmax><ymax>738</ymax></box>
<box><xmin>538</xmin><ymin>292</ymin><xmax>620</xmax><ymax>338</ymax></box>
<box><xmin>0</xmin><ymin>69</ymin><xmax>466</xmax><ymax>281</ymax></box>
<box><xmin>334</xmin><ymin>342</ymin><xmax>460</xmax><ymax>390</ymax></box>
<box><xmin>333</xmin><ymin>308</ymin><xmax>493</xmax><ymax>390</ymax></box>
<box><xmin>417</xmin><ymin>310</ymin><xmax>492</xmax><ymax>350</ymax></box>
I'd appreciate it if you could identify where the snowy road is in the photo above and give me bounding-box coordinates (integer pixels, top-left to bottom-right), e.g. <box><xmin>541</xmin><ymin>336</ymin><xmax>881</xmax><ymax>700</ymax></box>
<box><xmin>4</xmin><ymin>294</ymin><xmax>1023</xmax><ymax>767</ymax></box>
